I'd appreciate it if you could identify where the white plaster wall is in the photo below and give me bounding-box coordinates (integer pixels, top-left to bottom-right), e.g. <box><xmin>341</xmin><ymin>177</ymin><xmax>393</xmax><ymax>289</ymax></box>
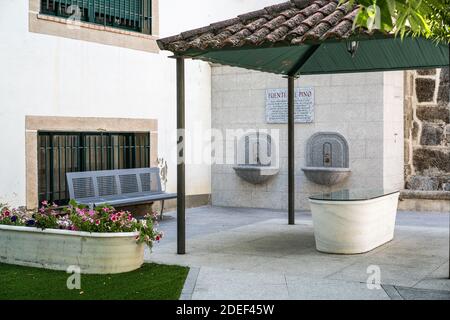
<box><xmin>0</xmin><ymin>0</ymin><xmax>280</xmax><ymax>207</ymax></box>
<box><xmin>211</xmin><ymin>66</ymin><xmax>404</xmax><ymax>210</ymax></box>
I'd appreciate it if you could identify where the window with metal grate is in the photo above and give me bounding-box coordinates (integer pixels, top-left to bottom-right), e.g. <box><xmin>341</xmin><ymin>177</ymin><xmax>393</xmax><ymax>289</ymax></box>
<box><xmin>37</xmin><ymin>132</ymin><xmax>151</xmax><ymax>206</ymax></box>
<box><xmin>40</xmin><ymin>0</ymin><xmax>152</xmax><ymax>35</ymax></box>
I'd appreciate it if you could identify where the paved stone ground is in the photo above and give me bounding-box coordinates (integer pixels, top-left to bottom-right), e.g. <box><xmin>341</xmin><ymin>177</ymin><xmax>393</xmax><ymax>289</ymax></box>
<box><xmin>145</xmin><ymin>206</ymin><xmax>450</xmax><ymax>300</ymax></box>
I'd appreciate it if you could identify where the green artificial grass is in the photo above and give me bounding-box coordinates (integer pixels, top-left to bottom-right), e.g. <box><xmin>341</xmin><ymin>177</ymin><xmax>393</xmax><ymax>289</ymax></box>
<box><xmin>0</xmin><ymin>263</ymin><xmax>189</xmax><ymax>300</ymax></box>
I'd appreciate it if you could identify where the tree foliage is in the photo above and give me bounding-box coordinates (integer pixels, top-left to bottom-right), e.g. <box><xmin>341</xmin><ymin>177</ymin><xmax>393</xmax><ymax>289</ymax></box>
<box><xmin>342</xmin><ymin>0</ymin><xmax>449</xmax><ymax>43</ymax></box>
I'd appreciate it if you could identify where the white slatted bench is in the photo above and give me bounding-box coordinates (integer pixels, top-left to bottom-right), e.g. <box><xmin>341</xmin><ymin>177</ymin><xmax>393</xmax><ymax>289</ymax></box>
<box><xmin>67</xmin><ymin>168</ymin><xmax>177</xmax><ymax>219</ymax></box>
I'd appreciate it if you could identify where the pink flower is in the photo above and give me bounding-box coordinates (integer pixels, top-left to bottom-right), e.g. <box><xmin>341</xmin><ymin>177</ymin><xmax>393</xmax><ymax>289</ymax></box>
<box><xmin>102</xmin><ymin>207</ymin><xmax>110</xmax><ymax>213</ymax></box>
<box><xmin>88</xmin><ymin>210</ymin><xmax>95</xmax><ymax>217</ymax></box>
<box><xmin>4</xmin><ymin>210</ymin><xmax>10</xmax><ymax>217</ymax></box>
<box><xmin>41</xmin><ymin>201</ymin><xmax>48</xmax><ymax>206</ymax></box>
<box><xmin>95</xmin><ymin>220</ymin><xmax>100</xmax><ymax>226</ymax></box>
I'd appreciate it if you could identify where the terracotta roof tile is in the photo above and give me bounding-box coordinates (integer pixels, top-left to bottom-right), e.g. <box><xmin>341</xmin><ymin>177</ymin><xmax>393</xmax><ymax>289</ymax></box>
<box><xmin>264</xmin><ymin>2</ymin><xmax>294</xmax><ymax>15</ymax></box>
<box><xmin>210</xmin><ymin>18</ymin><xmax>241</xmax><ymax>32</ymax></box>
<box><xmin>322</xmin><ymin>7</ymin><xmax>359</xmax><ymax>39</ymax></box>
<box><xmin>246</xmin><ymin>17</ymin><xmax>270</xmax><ymax>32</ymax></box>
<box><xmin>263</xmin><ymin>15</ymin><xmax>288</xmax><ymax>31</ymax></box>
<box><xmin>157</xmin><ymin>0</ymin><xmax>370</xmax><ymax>53</ymax></box>
<box><xmin>279</xmin><ymin>8</ymin><xmax>300</xmax><ymax>19</ymax></box>
<box><xmin>266</xmin><ymin>26</ymin><xmax>290</xmax><ymax>43</ymax></box>
<box><xmin>283</xmin><ymin>13</ymin><xmax>307</xmax><ymax>30</ymax></box>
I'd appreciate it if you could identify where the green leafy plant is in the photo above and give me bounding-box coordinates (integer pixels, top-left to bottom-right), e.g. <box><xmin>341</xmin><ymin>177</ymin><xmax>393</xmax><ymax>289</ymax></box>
<box><xmin>341</xmin><ymin>0</ymin><xmax>449</xmax><ymax>42</ymax></box>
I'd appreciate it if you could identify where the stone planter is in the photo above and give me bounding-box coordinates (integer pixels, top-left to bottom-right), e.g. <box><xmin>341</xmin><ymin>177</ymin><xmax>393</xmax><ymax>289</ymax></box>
<box><xmin>309</xmin><ymin>191</ymin><xmax>400</xmax><ymax>254</ymax></box>
<box><xmin>0</xmin><ymin>225</ymin><xmax>144</xmax><ymax>274</ymax></box>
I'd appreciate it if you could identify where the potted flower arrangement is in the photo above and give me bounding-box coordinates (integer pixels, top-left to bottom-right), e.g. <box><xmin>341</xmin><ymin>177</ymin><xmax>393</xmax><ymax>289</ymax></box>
<box><xmin>0</xmin><ymin>201</ymin><xmax>163</xmax><ymax>274</ymax></box>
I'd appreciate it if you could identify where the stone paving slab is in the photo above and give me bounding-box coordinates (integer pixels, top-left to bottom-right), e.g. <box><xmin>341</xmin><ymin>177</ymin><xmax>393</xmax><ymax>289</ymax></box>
<box><xmin>285</xmin><ymin>275</ymin><xmax>390</xmax><ymax>300</ymax></box>
<box><xmin>395</xmin><ymin>287</ymin><xmax>450</xmax><ymax>300</ymax></box>
<box><xmin>187</xmin><ymin>267</ymin><xmax>392</xmax><ymax>300</ymax></box>
<box><xmin>326</xmin><ymin>262</ymin><xmax>436</xmax><ymax>288</ymax></box>
<box><xmin>381</xmin><ymin>285</ymin><xmax>404</xmax><ymax>300</ymax></box>
<box><xmin>192</xmin><ymin>267</ymin><xmax>290</xmax><ymax>300</ymax></box>
<box><xmin>146</xmin><ymin>207</ymin><xmax>450</xmax><ymax>300</ymax></box>
<box><xmin>413</xmin><ymin>262</ymin><xmax>450</xmax><ymax>292</ymax></box>
<box><xmin>147</xmin><ymin>251</ymin><xmax>271</xmax><ymax>271</ymax></box>
<box><xmin>250</xmin><ymin>251</ymin><xmax>360</xmax><ymax>278</ymax></box>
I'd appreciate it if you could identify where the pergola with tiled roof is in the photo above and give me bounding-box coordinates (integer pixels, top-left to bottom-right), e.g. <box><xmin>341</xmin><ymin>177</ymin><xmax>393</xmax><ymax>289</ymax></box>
<box><xmin>158</xmin><ymin>0</ymin><xmax>448</xmax><ymax>75</ymax></box>
<box><xmin>156</xmin><ymin>0</ymin><xmax>449</xmax><ymax>272</ymax></box>
<box><xmin>159</xmin><ymin>0</ymin><xmax>360</xmax><ymax>51</ymax></box>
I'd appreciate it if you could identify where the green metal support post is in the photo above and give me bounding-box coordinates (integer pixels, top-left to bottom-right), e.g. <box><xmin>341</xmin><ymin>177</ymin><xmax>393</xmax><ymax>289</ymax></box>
<box><xmin>288</xmin><ymin>76</ymin><xmax>295</xmax><ymax>225</ymax></box>
<box><xmin>176</xmin><ymin>57</ymin><xmax>186</xmax><ymax>255</ymax></box>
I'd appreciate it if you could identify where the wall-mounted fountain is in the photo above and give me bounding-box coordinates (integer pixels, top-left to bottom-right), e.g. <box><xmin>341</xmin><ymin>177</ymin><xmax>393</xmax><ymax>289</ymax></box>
<box><xmin>233</xmin><ymin>132</ymin><xmax>279</xmax><ymax>184</ymax></box>
<box><xmin>302</xmin><ymin>132</ymin><xmax>351</xmax><ymax>186</ymax></box>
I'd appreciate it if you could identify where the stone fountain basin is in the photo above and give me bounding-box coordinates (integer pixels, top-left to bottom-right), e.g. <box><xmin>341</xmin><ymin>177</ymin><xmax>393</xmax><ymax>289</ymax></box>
<box><xmin>233</xmin><ymin>165</ymin><xmax>279</xmax><ymax>184</ymax></box>
<box><xmin>302</xmin><ymin>167</ymin><xmax>351</xmax><ymax>186</ymax></box>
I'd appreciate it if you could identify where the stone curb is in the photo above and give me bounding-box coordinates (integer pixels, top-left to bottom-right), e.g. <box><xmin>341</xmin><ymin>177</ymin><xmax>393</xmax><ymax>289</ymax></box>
<box><xmin>179</xmin><ymin>267</ymin><xmax>200</xmax><ymax>300</ymax></box>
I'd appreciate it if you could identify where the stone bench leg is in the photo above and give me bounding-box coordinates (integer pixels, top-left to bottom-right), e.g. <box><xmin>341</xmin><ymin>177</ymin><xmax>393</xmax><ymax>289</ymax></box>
<box><xmin>160</xmin><ymin>200</ymin><xmax>165</xmax><ymax>221</ymax></box>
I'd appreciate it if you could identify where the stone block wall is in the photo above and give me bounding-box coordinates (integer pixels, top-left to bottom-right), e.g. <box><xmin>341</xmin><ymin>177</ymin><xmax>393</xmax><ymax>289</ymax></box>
<box><xmin>211</xmin><ymin>66</ymin><xmax>404</xmax><ymax>211</ymax></box>
<box><xmin>404</xmin><ymin>68</ymin><xmax>450</xmax><ymax>192</ymax></box>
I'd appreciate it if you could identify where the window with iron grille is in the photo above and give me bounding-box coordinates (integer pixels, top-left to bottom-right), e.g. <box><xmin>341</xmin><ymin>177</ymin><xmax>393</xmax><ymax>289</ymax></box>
<box><xmin>38</xmin><ymin>132</ymin><xmax>151</xmax><ymax>206</ymax></box>
<box><xmin>40</xmin><ymin>0</ymin><xmax>152</xmax><ymax>35</ymax></box>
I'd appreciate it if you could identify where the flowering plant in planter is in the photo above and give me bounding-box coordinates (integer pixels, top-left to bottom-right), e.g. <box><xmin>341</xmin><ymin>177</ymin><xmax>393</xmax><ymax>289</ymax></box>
<box><xmin>63</xmin><ymin>200</ymin><xmax>163</xmax><ymax>246</ymax></box>
<box><xmin>0</xmin><ymin>204</ymin><xmax>26</xmax><ymax>226</ymax></box>
<box><xmin>0</xmin><ymin>201</ymin><xmax>163</xmax><ymax>248</ymax></box>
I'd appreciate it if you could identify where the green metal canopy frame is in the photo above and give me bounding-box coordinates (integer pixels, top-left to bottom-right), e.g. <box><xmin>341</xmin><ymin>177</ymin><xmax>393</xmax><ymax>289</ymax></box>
<box><xmin>184</xmin><ymin>36</ymin><xmax>448</xmax><ymax>76</ymax></box>
<box><xmin>157</xmin><ymin>0</ymin><xmax>449</xmax><ymax>278</ymax></box>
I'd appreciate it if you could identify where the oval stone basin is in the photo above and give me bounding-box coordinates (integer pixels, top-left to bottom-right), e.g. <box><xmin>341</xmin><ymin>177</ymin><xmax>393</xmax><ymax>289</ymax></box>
<box><xmin>233</xmin><ymin>165</ymin><xmax>279</xmax><ymax>184</ymax></box>
<box><xmin>301</xmin><ymin>167</ymin><xmax>351</xmax><ymax>186</ymax></box>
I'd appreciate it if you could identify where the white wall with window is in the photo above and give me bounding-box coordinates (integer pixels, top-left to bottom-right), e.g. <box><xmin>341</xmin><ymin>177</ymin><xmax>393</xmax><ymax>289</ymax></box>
<box><xmin>0</xmin><ymin>0</ymin><xmax>281</xmax><ymax>207</ymax></box>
